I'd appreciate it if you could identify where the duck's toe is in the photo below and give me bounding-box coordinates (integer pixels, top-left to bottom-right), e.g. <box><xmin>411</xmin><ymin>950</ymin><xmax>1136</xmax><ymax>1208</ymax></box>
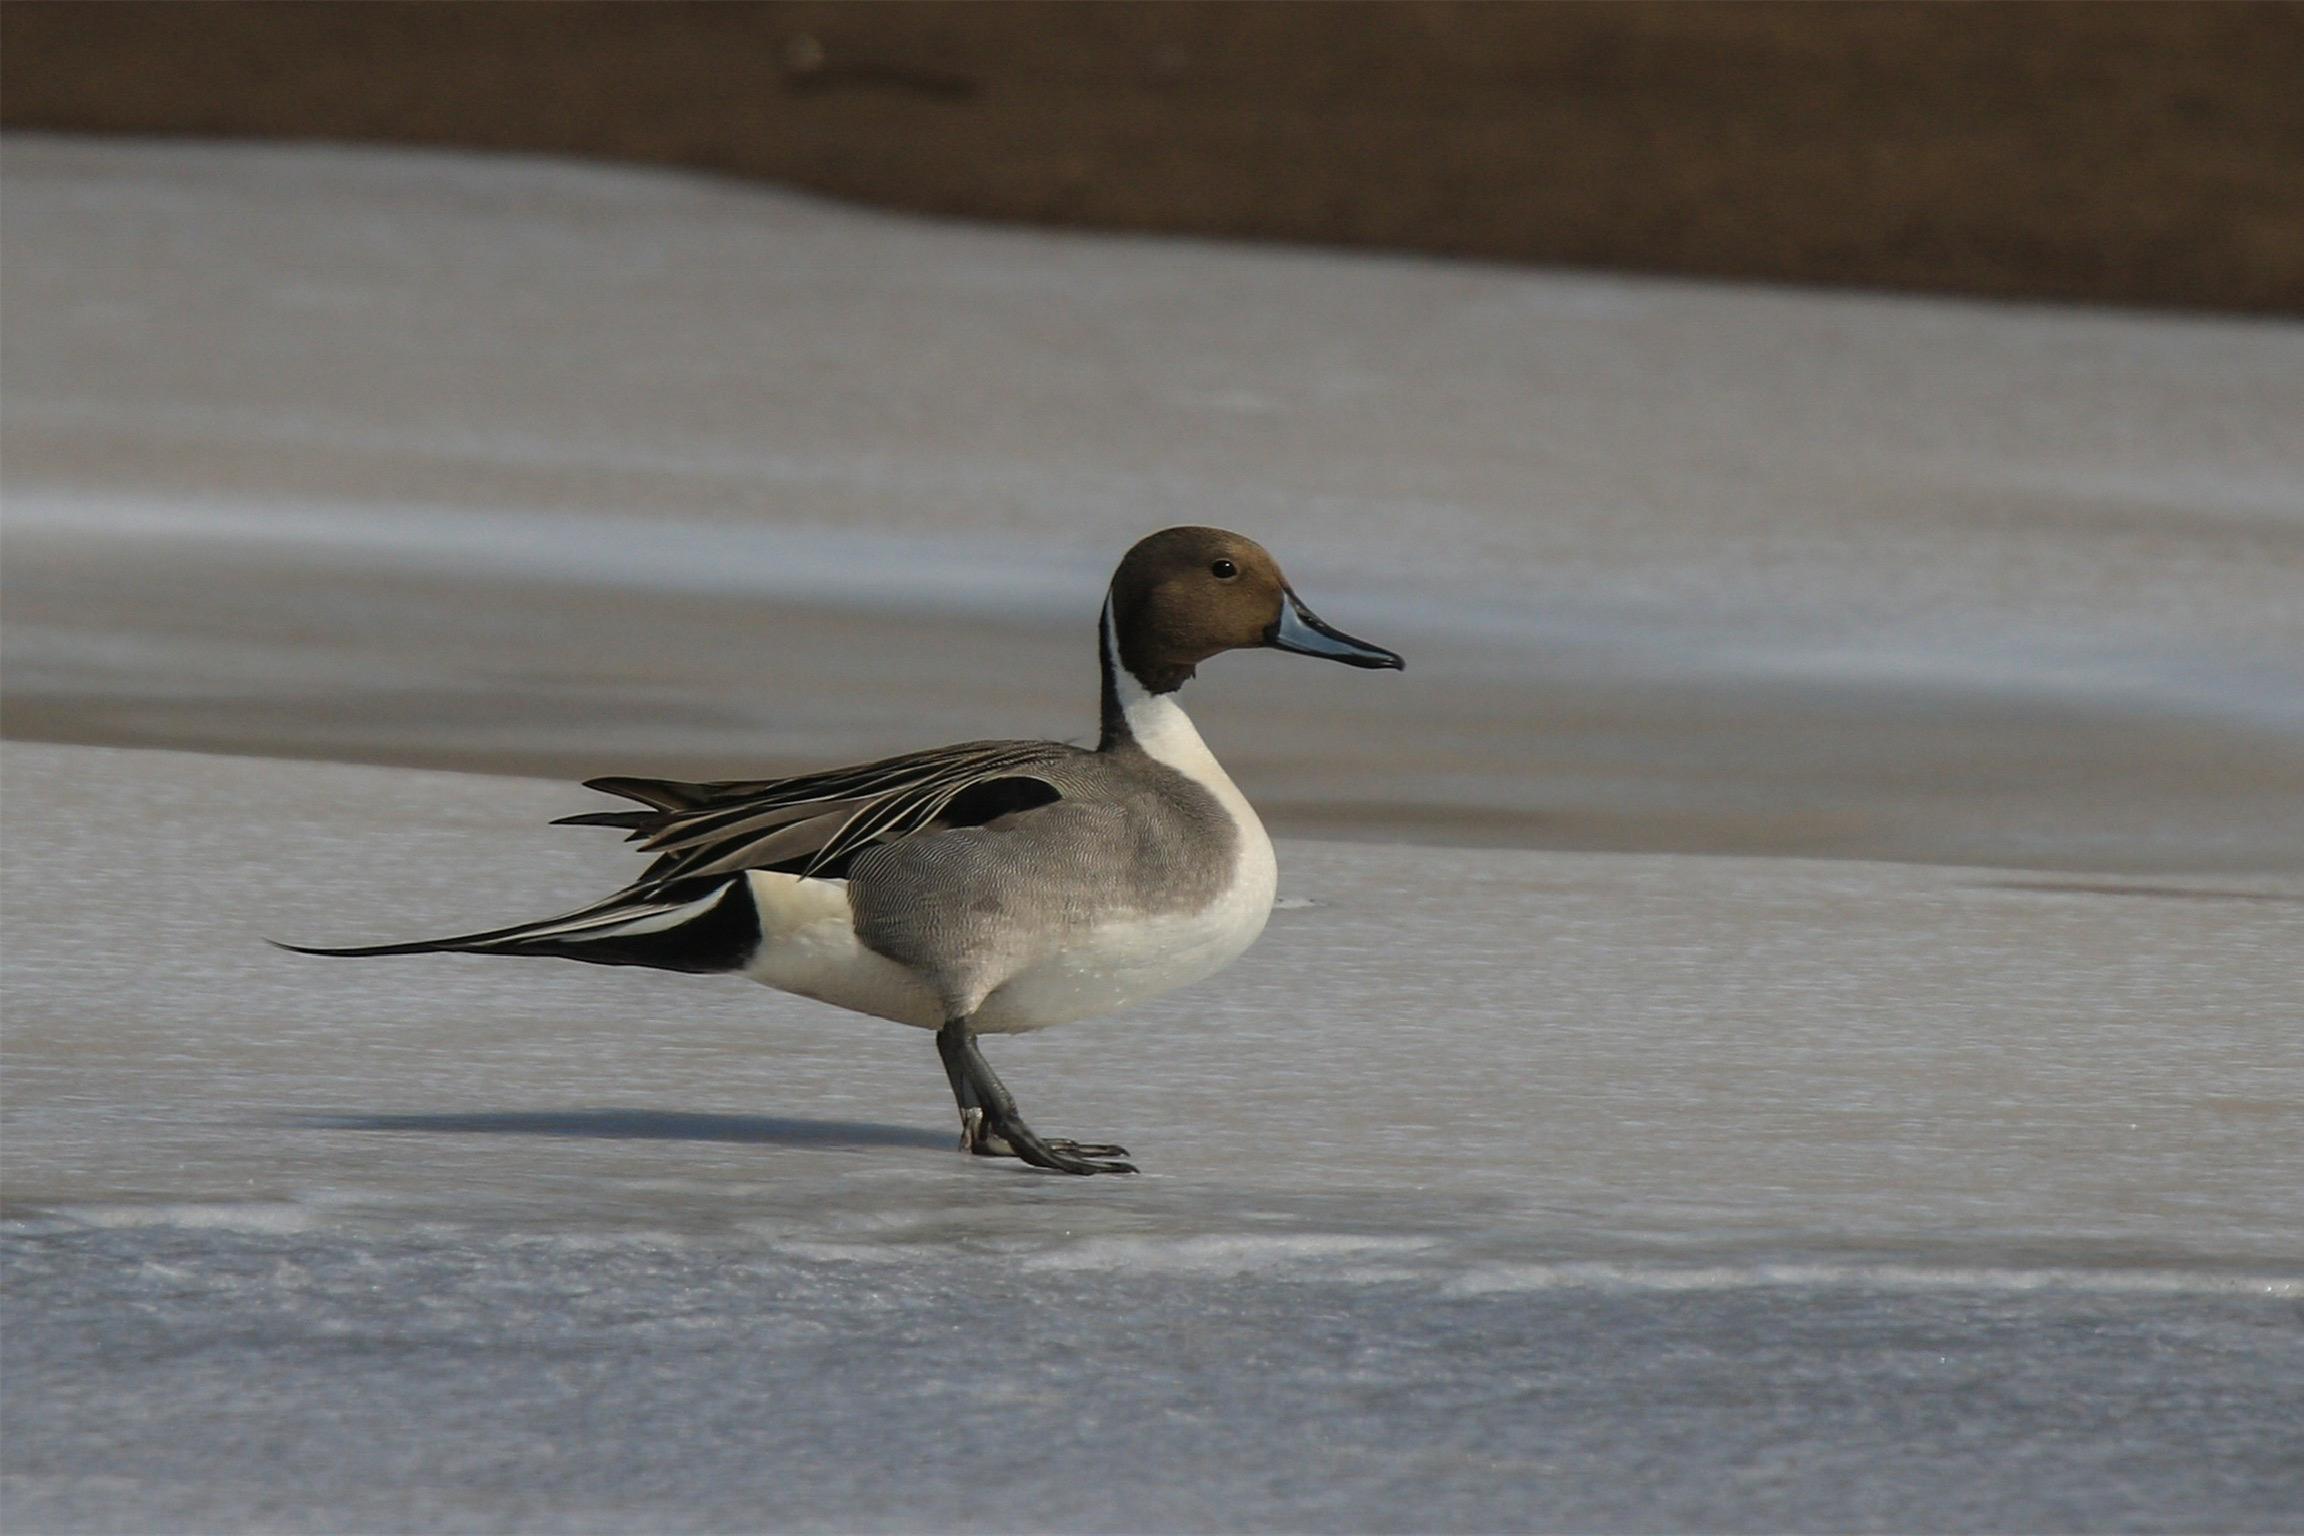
<box><xmin>1045</xmin><ymin>1138</ymin><xmax>1131</xmax><ymax>1161</ymax></box>
<box><xmin>959</xmin><ymin>1111</ymin><xmax>1134</xmax><ymax>1174</ymax></box>
<box><xmin>1026</xmin><ymin>1141</ymin><xmax>1137</xmax><ymax>1176</ymax></box>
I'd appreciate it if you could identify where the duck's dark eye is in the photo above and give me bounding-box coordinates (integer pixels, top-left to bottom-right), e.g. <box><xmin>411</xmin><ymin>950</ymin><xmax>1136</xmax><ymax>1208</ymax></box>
<box><xmin>1211</xmin><ymin>559</ymin><xmax>1238</xmax><ymax>580</ymax></box>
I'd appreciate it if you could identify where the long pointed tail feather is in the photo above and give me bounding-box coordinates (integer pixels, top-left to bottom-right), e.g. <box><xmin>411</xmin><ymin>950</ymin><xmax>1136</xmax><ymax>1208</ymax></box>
<box><xmin>271</xmin><ymin>877</ymin><xmax>763</xmax><ymax>975</ymax></box>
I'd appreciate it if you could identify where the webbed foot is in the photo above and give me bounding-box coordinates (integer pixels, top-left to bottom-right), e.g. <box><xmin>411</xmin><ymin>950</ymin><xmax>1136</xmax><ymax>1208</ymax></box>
<box><xmin>959</xmin><ymin>1106</ymin><xmax>1135</xmax><ymax>1175</ymax></box>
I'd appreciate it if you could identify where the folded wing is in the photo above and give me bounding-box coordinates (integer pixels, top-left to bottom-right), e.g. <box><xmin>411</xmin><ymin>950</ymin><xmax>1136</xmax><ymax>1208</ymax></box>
<box><xmin>558</xmin><ymin>738</ymin><xmax>1085</xmax><ymax>883</ymax></box>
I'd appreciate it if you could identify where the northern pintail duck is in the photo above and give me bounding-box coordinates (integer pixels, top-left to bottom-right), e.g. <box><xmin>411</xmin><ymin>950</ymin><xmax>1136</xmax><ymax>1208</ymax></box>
<box><xmin>286</xmin><ymin>527</ymin><xmax>1402</xmax><ymax>1174</ymax></box>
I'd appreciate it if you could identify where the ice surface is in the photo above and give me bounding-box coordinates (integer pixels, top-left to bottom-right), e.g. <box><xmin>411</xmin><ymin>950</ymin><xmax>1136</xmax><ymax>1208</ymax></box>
<box><xmin>5</xmin><ymin>742</ymin><xmax>2301</xmax><ymax>1530</ymax></box>
<box><xmin>9</xmin><ymin>1225</ymin><xmax>2298</xmax><ymax>1535</ymax></box>
<box><xmin>5</xmin><ymin>136</ymin><xmax>2304</xmax><ymax>1530</ymax></box>
<box><xmin>6</xmin><ymin>137</ymin><xmax>2304</xmax><ymax>871</ymax></box>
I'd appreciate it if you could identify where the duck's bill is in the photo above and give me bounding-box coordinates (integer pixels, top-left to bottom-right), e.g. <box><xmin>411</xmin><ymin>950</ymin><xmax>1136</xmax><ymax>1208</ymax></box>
<box><xmin>1267</xmin><ymin>589</ymin><xmax>1405</xmax><ymax>670</ymax></box>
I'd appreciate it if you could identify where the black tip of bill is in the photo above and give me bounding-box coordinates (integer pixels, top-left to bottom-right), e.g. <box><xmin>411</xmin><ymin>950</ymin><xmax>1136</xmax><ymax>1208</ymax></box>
<box><xmin>1268</xmin><ymin>589</ymin><xmax>1405</xmax><ymax>671</ymax></box>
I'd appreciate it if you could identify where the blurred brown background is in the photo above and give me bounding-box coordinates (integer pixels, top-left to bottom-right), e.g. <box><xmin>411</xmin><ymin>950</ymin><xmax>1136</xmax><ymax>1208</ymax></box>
<box><xmin>5</xmin><ymin>0</ymin><xmax>2302</xmax><ymax>313</ymax></box>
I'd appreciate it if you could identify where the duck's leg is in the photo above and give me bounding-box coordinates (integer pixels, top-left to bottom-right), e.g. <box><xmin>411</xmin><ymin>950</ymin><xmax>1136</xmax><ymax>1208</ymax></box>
<box><xmin>935</xmin><ymin>1017</ymin><xmax>1135</xmax><ymax>1175</ymax></box>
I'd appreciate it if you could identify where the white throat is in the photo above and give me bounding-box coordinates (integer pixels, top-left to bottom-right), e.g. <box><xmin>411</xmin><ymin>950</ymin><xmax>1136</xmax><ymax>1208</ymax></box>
<box><xmin>1101</xmin><ymin>594</ymin><xmax>1233</xmax><ymax>790</ymax></box>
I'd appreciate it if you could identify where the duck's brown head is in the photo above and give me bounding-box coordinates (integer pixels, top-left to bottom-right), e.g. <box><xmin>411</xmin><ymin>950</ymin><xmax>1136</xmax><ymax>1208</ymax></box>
<box><xmin>1103</xmin><ymin>526</ymin><xmax>1403</xmax><ymax>696</ymax></box>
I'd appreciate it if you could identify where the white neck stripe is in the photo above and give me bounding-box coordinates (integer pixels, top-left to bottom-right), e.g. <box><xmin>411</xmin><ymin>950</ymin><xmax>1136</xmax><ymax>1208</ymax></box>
<box><xmin>1101</xmin><ymin>591</ymin><xmax>1227</xmax><ymax>785</ymax></box>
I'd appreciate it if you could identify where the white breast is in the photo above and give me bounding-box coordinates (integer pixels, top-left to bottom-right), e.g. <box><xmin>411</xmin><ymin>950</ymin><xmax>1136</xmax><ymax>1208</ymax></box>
<box><xmin>974</xmin><ymin>658</ymin><xmax>1278</xmax><ymax>1034</ymax></box>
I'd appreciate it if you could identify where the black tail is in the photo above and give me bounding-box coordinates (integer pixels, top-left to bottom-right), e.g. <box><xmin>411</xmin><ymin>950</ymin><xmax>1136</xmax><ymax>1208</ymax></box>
<box><xmin>272</xmin><ymin>876</ymin><xmax>763</xmax><ymax>975</ymax></box>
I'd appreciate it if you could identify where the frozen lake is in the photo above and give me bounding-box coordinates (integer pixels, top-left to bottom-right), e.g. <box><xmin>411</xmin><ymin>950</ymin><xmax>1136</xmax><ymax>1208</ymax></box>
<box><xmin>4</xmin><ymin>138</ymin><xmax>2303</xmax><ymax>1531</ymax></box>
<box><xmin>5</xmin><ymin>743</ymin><xmax>2301</xmax><ymax>1531</ymax></box>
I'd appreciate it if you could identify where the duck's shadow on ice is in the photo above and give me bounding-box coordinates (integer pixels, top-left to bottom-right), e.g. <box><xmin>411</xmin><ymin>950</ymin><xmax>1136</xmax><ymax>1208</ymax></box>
<box><xmin>287</xmin><ymin>1108</ymin><xmax>952</xmax><ymax>1151</ymax></box>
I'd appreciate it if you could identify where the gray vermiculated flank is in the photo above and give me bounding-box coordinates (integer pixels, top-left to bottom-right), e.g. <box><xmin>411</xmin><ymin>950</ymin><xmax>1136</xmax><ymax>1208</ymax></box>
<box><xmin>847</xmin><ymin>743</ymin><xmax>1239</xmax><ymax>1016</ymax></box>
